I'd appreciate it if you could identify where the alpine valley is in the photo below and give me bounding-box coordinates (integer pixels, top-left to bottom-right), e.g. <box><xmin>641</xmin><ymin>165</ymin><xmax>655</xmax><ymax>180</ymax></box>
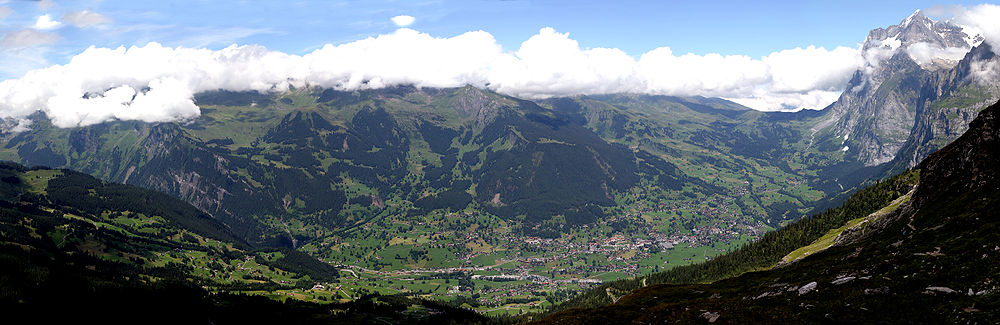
<box><xmin>1</xmin><ymin>9</ymin><xmax>999</xmax><ymax>324</ymax></box>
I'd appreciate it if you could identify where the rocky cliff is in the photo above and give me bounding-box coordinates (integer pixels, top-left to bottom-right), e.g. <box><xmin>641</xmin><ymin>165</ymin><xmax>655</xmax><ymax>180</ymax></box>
<box><xmin>821</xmin><ymin>11</ymin><xmax>998</xmax><ymax>168</ymax></box>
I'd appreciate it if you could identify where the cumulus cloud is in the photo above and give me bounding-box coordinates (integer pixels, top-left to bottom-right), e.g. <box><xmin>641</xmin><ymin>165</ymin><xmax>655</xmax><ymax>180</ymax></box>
<box><xmin>1</xmin><ymin>29</ymin><xmax>60</xmax><ymax>50</ymax></box>
<box><xmin>0</xmin><ymin>27</ymin><xmax>868</xmax><ymax>129</ymax></box>
<box><xmin>764</xmin><ymin>46</ymin><xmax>862</xmax><ymax>93</ymax></box>
<box><xmin>490</xmin><ymin>28</ymin><xmax>640</xmax><ymax>97</ymax></box>
<box><xmin>33</xmin><ymin>14</ymin><xmax>61</xmax><ymax>30</ymax></box>
<box><xmin>63</xmin><ymin>10</ymin><xmax>111</xmax><ymax>28</ymax></box>
<box><xmin>639</xmin><ymin>49</ymin><xmax>767</xmax><ymax>96</ymax></box>
<box><xmin>391</xmin><ymin>15</ymin><xmax>415</xmax><ymax>27</ymax></box>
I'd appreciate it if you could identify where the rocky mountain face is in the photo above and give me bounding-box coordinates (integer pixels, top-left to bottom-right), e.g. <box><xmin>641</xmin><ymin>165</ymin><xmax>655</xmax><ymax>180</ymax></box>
<box><xmin>537</xmin><ymin>99</ymin><xmax>1000</xmax><ymax>325</ymax></box>
<box><xmin>914</xmin><ymin>94</ymin><xmax>1000</xmax><ymax>207</ymax></box>
<box><xmin>887</xmin><ymin>44</ymin><xmax>1000</xmax><ymax>170</ymax></box>
<box><xmin>821</xmin><ymin>11</ymin><xmax>998</xmax><ymax>168</ymax></box>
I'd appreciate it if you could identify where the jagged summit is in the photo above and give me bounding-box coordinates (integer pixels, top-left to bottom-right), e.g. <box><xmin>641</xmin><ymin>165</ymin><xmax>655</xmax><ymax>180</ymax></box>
<box><xmin>864</xmin><ymin>10</ymin><xmax>982</xmax><ymax>71</ymax></box>
<box><xmin>820</xmin><ymin>9</ymin><xmax>1000</xmax><ymax>170</ymax></box>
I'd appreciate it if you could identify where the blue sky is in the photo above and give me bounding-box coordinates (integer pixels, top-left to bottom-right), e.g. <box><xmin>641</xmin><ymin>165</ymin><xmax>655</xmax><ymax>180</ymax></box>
<box><xmin>0</xmin><ymin>0</ymin><xmax>992</xmax><ymax>70</ymax></box>
<box><xmin>0</xmin><ymin>0</ymin><xmax>997</xmax><ymax>129</ymax></box>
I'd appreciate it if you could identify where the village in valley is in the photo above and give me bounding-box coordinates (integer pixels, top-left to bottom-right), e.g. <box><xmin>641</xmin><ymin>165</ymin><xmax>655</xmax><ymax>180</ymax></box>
<box><xmin>286</xmin><ymin>191</ymin><xmax>772</xmax><ymax>315</ymax></box>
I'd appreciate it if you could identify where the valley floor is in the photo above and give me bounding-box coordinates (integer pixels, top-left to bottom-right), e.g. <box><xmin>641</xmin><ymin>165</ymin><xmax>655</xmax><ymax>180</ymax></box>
<box><xmin>266</xmin><ymin>193</ymin><xmax>768</xmax><ymax>315</ymax></box>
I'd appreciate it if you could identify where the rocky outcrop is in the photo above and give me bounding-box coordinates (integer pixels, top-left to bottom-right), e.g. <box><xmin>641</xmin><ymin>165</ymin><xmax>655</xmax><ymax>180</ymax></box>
<box><xmin>453</xmin><ymin>86</ymin><xmax>504</xmax><ymax>126</ymax></box>
<box><xmin>914</xmin><ymin>99</ymin><xmax>1000</xmax><ymax>208</ymax></box>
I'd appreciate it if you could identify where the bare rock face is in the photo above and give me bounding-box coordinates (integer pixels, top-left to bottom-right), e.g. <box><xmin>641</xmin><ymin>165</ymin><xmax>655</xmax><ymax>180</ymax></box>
<box><xmin>891</xmin><ymin>44</ymin><xmax>1000</xmax><ymax>170</ymax></box>
<box><xmin>822</xmin><ymin>11</ymin><xmax>1000</xmax><ymax>168</ymax></box>
<box><xmin>453</xmin><ymin>86</ymin><xmax>503</xmax><ymax>126</ymax></box>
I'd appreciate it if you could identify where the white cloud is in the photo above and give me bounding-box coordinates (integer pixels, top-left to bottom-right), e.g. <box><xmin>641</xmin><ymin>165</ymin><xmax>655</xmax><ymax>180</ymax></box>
<box><xmin>634</xmin><ymin>44</ymin><xmax>862</xmax><ymax>111</ymax></box>
<box><xmin>63</xmin><ymin>10</ymin><xmax>111</xmax><ymax>28</ymax></box>
<box><xmin>969</xmin><ymin>59</ymin><xmax>999</xmax><ymax>85</ymax></box>
<box><xmin>490</xmin><ymin>28</ymin><xmax>640</xmax><ymax>97</ymax></box>
<box><xmin>729</xmin><ymin>90</ymin><xmax>843</xmax><ymax>112</ymax></box>
<box><xmin>301</xmin><ymin>28</ymin><xmax>502</xmax><ymax>90</ymax></box>
<box><xmin>638</xmin><ymin>48</ymin><xmax>768</xmax><ymax>97</ymax></box>
<box><xmin>33</xmin><ymin>14</ymin><xmax>61</xmax><ymax>30</ymax></box>
<box><xmin>905</xmin><ymin>42</ymin><xmax>971</xmax><ymax>66</ymax></box>
<box><xmin>391</xmin><ymin>15</ymin><xmax>415</xmax><ymax>27</ymax></box>
<box><xmin>0</xmin><ymin>27</ymin><xmax>868</xmax><ymax>129</ymax></box>
<box><xmin>763</xmin><ymin>46</ymin><xmax>862</xmax><ymax>93</ymax></box>
<box><xmin>1</xmin><ymin>29</ymin><xmax>60</xmax><ymax>50</ymax></box>
<box><xmin>0</xmin><ymin>7</ymin><xmax>13</xmax><ymax>20</ymax></box>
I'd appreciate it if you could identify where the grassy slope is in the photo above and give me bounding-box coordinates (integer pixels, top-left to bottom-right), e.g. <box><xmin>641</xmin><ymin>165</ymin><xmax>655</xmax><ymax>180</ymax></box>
<box><xmin>780</xmin><ymin>190</ymin><xmax>911</xmax><ymax>264</ymax></box>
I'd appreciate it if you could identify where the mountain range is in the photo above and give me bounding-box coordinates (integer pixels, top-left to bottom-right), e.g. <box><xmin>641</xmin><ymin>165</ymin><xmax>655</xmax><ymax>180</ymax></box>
<box><xmin>0</xmin><ymin>9</ymin><xmax>999</xmax><ymax>322</ymax></box>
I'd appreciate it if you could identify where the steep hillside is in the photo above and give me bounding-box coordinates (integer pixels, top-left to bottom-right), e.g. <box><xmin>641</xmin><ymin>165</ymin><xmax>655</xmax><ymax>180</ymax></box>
<box><xmin>537</xmin><ymin>99</ymin><xmax>1000</xmax><ymax>324</ymax></box>
<box><xmin>0</xmin><ymin>162</ymin><xmax>484</xmax><ymax>324</ymax></box>
<box><xmin>0</xmin><ymin>162</ymin><xmax>341</xmax><ymax>294</ymax></box>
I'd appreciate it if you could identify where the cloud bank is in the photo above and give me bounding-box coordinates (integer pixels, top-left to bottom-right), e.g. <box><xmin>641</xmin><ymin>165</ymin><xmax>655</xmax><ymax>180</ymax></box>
<box><xmin>2</xmin><ymin>4</ymin><xmax>999</xmax><ymax>130</ymax></box>
<box><xmin>0</xmin><ymin>27</ymin><xmax>865</xmax><ymax>129</ymax></box>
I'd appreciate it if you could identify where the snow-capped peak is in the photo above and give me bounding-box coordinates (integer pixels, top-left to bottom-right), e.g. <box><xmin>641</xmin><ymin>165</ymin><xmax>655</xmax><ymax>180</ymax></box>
<box><xmin>903</xmin><ymin>10</ymin><xmax>934</xmax><ymax>28</ymax></box>
<box><xmin>863</xmin><ymin>10</ymin><xmax>979</xmax><ymax>71</ymax></box>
